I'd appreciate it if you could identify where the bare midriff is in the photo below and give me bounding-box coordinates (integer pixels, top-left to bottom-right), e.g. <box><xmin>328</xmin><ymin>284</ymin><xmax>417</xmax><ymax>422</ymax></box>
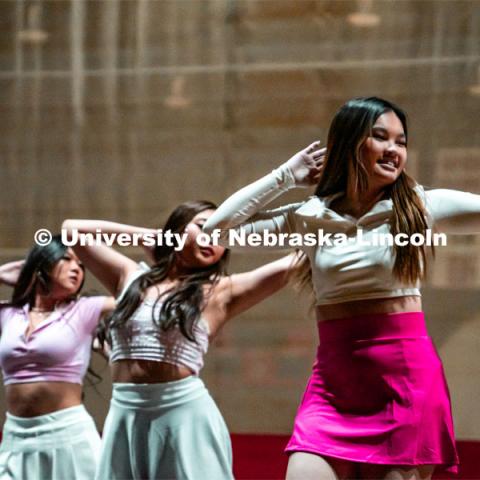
<box><xmin>316</xmin><ymin>295</ymin><xmax>422</xmax><ymax>322</ymax></box>
<box><xmin>111</xmin><ymin>360</ymin><xmax>193</xmax><ymax>384</ymax></box>
<box><xmin>6</xmin><ymin>382</ymin><xmax>82</xmax><ymax>417</ymax></box>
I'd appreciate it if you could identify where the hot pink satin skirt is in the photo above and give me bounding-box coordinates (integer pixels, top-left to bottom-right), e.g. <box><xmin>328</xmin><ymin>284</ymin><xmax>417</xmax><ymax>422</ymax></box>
<box><xmin>286</xmin><ymin>312</ymin><xmax>459</xmax><ymax>473</ymax></box>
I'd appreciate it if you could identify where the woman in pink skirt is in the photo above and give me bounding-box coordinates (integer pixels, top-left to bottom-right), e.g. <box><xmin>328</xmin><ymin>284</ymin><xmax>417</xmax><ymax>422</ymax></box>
<box><xmin>204</xmin><ymin>97</ymin><xmax>480</xmax><ymax>479</ymax></box>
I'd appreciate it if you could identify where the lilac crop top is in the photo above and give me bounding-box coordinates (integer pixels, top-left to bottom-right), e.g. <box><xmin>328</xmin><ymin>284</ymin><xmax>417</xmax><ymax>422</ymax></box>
<box><xmin>109</xmin><ymin>267</ymin><xmax>210</xmax><ymax>375</ymax></box>
<box><xmin>0</xmin><ymin>296</ymin><xmax>106</xmax><ymax>385</ymax></box>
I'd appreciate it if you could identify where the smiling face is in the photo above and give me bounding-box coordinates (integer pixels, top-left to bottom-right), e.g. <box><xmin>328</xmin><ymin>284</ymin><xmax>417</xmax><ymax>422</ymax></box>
<box><xmin>359</xmin><ymin>110</ymin><xmax>408</xmax><ymax>190</ymax></box>
<box><xmin>47</xmin><ymin>249</ymin><xmax>84</xmax><ymax>299</ymax></box>
<box><xmin>175</xmin><ymin>209</ymin><xmax>226</xmax><ymax>270</ymax></box>
<box><xmin>315</xmin><ymin>97</ymin><xmax>409</xmax><ymax>200</ymax></box>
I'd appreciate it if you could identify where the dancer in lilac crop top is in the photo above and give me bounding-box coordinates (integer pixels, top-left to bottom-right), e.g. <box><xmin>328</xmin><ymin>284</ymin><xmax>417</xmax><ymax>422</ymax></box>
<box><xmin>0</xmin><ymin>295</ymin><xmax>106</xmax><ymax>385</ymax></box>
<box><xmin>0</xmin><ymin>235</ymin><xmax>114</xmax><ymax>480</ymax></box>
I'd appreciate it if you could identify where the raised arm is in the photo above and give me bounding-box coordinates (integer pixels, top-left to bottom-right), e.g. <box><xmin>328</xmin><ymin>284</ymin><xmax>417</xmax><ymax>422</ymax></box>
<box><xmin>62</xmin><ymin>219</ymin><xmax>148</xmax><ymax>296</ymax></box>
<box><xmin>203</xmin><ymin>142</ymin><xmax>325</xmax><ymax>243</ymax></box>
<box><xmin>203</xmin><ymin>252</ymin><xmax>300</xmax><ymax>336</ymax></box>
<box><xmin>63</xmin><ymin>219</ymin><xmax>157</xmax><ymax>261</ymax></box>
<box><xmin>425</xmin><ymin>189</ymin><xmax>480</xmax><ymax>234</ymax></box>
<box><xmin>100</xmin><ymin>297</ymin><xmax>117</xmax><ymax>315</ymax></box>
<box><xmin>0</xmin><ymin>260</ymin><xmax>25</xmax><ymax>287</ymax></box>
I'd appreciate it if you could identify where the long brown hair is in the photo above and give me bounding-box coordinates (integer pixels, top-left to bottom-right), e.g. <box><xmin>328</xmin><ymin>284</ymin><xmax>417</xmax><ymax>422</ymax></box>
<box><xmin>99</xmin><ymin>201</ymin><xmax>230</xmax><ymax>344</ymax></box>
<box><xmin>296</xmin><ymin>97</ymin><xmax>430</xmax><ymax>292</ymax></box>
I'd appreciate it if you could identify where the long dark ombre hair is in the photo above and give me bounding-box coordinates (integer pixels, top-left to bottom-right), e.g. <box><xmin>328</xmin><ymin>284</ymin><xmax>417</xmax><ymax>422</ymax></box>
<box><xmin>296</xmin><ymin>97</ymin><xmax>431</xmax><ymax>292</ymax></box>
<box><xmin>4</xmin><ymin>235</ymin><xmax>84</xmax><ymax>309</ymax></box>
<box><xmin>101</xmin><ymin>200</ymin><xmax>229</xmax><ymax>344</ymax></box>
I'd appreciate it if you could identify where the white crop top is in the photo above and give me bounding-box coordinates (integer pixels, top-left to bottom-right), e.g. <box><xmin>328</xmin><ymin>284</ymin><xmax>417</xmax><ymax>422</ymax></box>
<box><xmin>109</xmin><ymin>266</ymin><xmax>209</xmax><ymax>374</ymax></box>
<box><xmin>204</xmin><ymin>165</ymin><xmax>480</xmax><ymax>305</ymax></box>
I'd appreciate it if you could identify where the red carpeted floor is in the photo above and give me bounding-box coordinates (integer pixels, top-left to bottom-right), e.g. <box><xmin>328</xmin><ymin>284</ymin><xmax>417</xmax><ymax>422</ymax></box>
<box><xmin>231</xmin><ymin>434</ymin><xmax>480</xmax><ymax>479</ymax></box>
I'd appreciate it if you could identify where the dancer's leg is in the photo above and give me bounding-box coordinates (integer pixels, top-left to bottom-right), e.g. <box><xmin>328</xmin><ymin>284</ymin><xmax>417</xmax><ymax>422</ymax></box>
<box><xmin>359</xmin><ymin>463</ymin><xmax>434</xmax><ymax>480</ymax></box>
<box><xmin>286</xmin><ymin>452</ymin><xmax>356</xmax><ymax>480</ymax></box>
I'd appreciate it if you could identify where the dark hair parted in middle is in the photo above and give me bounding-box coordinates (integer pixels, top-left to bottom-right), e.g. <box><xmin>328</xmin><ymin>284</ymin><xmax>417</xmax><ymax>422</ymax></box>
<box><xmin>103</xmin><ymin>200</ymin><xmax>229</xmax><ymax>343</ymax></box>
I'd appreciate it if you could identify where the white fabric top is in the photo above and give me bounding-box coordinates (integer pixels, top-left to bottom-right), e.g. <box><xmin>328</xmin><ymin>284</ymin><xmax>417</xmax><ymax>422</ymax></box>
<box><xmin>204</xmin><ymin>165</ymin><xmax>480</xmax><ymax>305</ymax></box>
<box><xmin>110</xmin><ymin>265</ymin><xmax>209</xmax><ymax>374</ymax></box>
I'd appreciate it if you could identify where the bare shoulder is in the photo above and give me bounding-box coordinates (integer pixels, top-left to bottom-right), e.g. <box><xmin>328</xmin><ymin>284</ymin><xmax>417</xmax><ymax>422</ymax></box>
<box><xmin>200</xmin><ymin>276</ymin><xmax>233</xmax><ymax>334</ymax></box>
<box><xmin>203</xmin><ymin>276</ymin><xmax>232</xmax><ymax>310</ymax></box>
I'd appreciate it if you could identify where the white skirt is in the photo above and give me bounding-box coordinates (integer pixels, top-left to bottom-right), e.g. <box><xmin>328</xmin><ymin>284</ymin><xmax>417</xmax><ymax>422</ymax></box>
<box><xmin>0</xmin><ymin>404</ymin><xmax>101</xmax><ymax>480</ymax></box>
<box><xmin>96</xmin><ymin>376</ymin><xmax>233</xmax><ymax>480</ymax></box>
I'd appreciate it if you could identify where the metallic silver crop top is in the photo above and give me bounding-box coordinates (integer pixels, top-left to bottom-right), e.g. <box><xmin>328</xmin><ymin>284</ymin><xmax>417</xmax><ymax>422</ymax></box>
<box><xmin>109</xmin><ymin>266</ymin><xmax>209</xmax><ymax>374</ymax></box>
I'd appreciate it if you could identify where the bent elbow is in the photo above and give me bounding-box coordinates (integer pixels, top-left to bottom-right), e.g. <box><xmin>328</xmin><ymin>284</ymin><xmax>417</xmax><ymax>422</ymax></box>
<box><xmin>62</xmin><ymin>219</ymin><xmax>74</xmax><ymax>231</ymax></box>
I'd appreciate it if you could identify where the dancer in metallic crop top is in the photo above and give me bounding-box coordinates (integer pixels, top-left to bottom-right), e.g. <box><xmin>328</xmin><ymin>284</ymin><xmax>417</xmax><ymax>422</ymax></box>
<box><xmin>204</xmin><ymin>97</ymin><xmax>480</xmax><ymax>479</ymax></box>
<box><xmin>62</xmin><ymin>200</ymin><xmax>299</xmax><ymax>480</ymax></box>
<box><xmin>0</xmin><ymin>236</ymin><xmax>115</xmax><ymax>480</ymax></box>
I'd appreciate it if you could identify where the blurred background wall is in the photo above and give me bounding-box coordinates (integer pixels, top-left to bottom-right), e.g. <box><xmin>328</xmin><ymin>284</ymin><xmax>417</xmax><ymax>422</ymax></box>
<box><xmin>0</xmin><ymin>0</ymin><xmax>479</xmax><ymax>438</ymax></box>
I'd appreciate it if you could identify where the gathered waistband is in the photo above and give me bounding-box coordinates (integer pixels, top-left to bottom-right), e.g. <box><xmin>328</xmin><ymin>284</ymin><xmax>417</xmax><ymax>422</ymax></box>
<box><xmin>111</xmin><ymin>375</ymin><xmax>207</xmax><ymax>410</ymax></box>
<box><xmin>5</xmin><ymin>404</ymin><xmax>90</xmax><ymax>429</ymax></box>
<box><xmin>318</xmin><ymin>311</ymin><xmax>427</xmax><ymax>343</ymax></box>
<box><xmin>1</xmin><ymin>405</ymin><xmax>96</xmax><ymax>451</ymax></box>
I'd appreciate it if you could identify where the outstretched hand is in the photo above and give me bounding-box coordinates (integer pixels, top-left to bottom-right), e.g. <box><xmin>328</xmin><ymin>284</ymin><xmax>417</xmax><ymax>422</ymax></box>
<box><xmin>284</xmin><ymin>141</ymin><xmax>326</xmax><ymax>187</ymax></box>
